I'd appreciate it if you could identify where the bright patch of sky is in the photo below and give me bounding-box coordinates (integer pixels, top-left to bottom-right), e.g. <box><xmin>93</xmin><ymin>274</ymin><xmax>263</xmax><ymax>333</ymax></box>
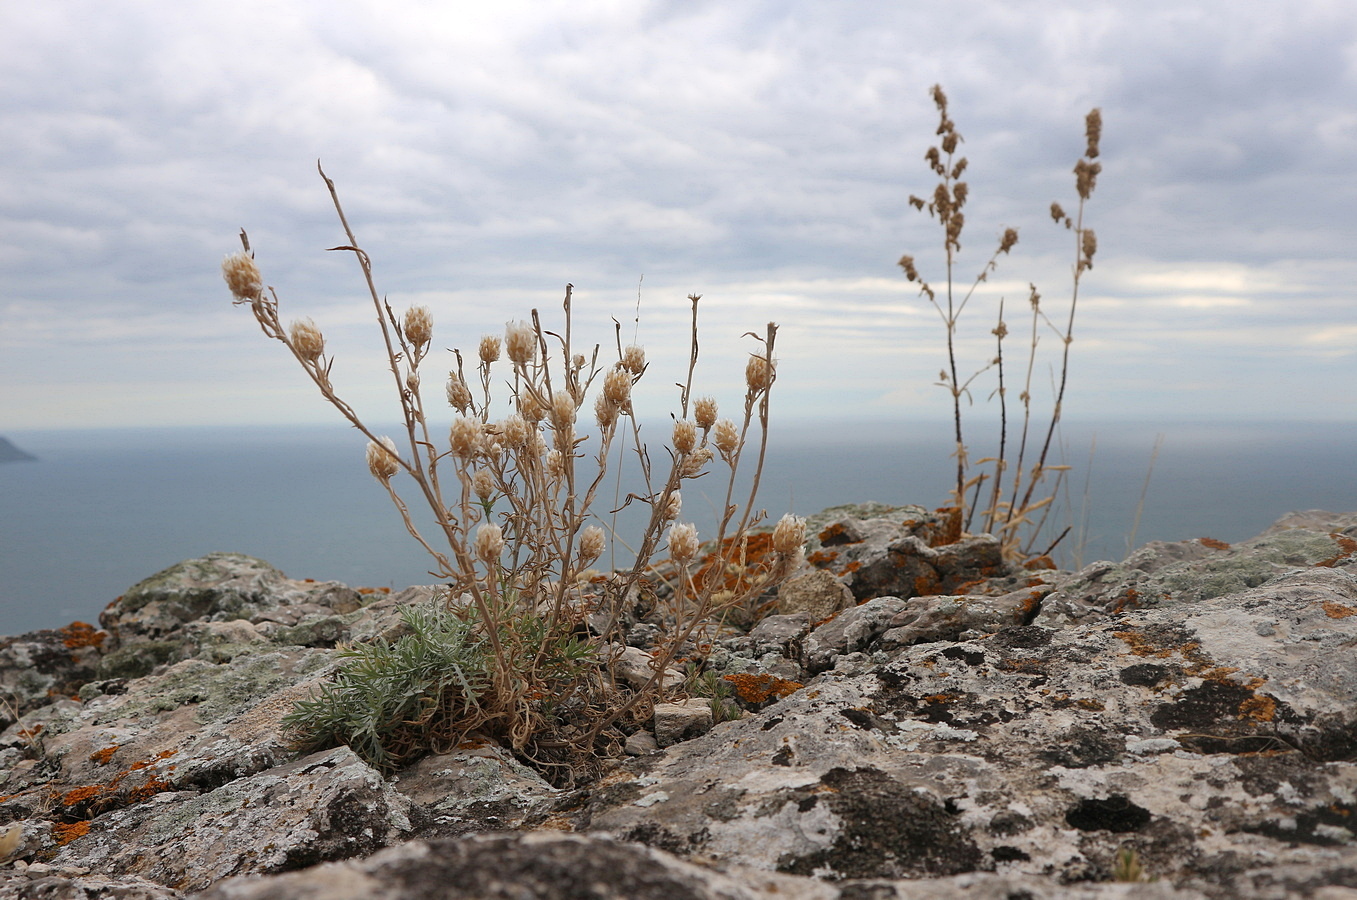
<box><xmin>2</xmin><ymin>0</ymin><xmax>1354</xmax><ymax>430</ymax></box>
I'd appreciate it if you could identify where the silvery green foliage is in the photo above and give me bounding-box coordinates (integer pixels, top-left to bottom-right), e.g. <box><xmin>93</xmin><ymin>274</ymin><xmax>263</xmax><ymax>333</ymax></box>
<box><xmin>282</xmin><ymin>601</ymin><xmax>492</xmax><ymax>771</ymax></box>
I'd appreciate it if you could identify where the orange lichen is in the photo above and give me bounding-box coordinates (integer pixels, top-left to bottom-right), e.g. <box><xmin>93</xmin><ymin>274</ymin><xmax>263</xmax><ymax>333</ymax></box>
<box><xmin>127</xmin><ymin>771</ymin><xmax>174</xmax><ymax>801</ymax></box>
<box><xmin>1323</xmin><ymin>600</ymin><xmax>1357</xmax><ymax>619</ymax></box>
<box><xmin>997</xmin><ymin>658</ymin><xmax>1047</xmax><ymax>674</ymax></box>
<box><xmin>1075</xmin><ymin>698</ymin><xmax>1105</xmax><ymax>711</ymax></box>
<box><xmin>724</xmin><ymin>673</ymin><xmax>803</xmax><ymax>704</ymax></box>
<box><xmin>1239</xmin><ymin>694</ymin><xmax>1277</xmax><ymax>722</ymax></box>
<box><xmin>693</xmin><ymin>531</ymin><xmax>779</xmax><ymax>598</ymax></box>
<box><xmin>1023</xmin><ymin>555</ymin><xmax>1056</xmax><ymax>571</ymax></box>
<box><xmin>1198</xmin><ymin>537</ymin><xmax>1231</xmax><ymax>551</ymax></box>
<box><xmin>53</xmin><ymin>821</ymin><xmax>90</xmax><ymax>845</ymax></box>
<box><xmin>817</xmin><ymin>522</ymin><xmax>863</xmax><ymax>545</ymax></box>
<box><xmin>61</xmin><ymin>785</ymin><xmax>104</xmax><ymax>807</ymax></box>
<box><xmin>807</xmin><ymin>549</ymin><xmax>839</xmax><ymax>567</ymax></box>
<box><xmin>358</xmin><ymin>587</ymin><xmax>392</xmax><ymax>595</ymax></box>
<box><xmin>913</xmin><ymin>572</ymin><xmax>942</xmax><ymax>597</ymax></box>
<box><xmin>1019</xmin><ymin>591</ymin><xmax>1043</xmax><ymax>617</ymax></box>
<box><xmin>89</xmin><ymin>746</ymin><xmax>118</xmax><ymax>765</ymax></box>
<box><xmin>16</xmin><ymin>724</ymin><xmax>43</xmax><ymax>741</ymax></box>
<box><xmin>59</xmin><ymin>621</ymin><xmax>105</xmax><ymax>650</ymax></box>
<box><xmin>922</xmin><ymin>507</ymin><xmax>963</xmax><ymax>547</ymax></box>
<box><xmin>1316</xmin><ymin>534</ymin><xmax>1357</xmax><ymax>568</ymax></box>
<box><xmin>1112</xmin><ymin>588</ymin><xmax>1142</xmax><ymax>614</ymax></box>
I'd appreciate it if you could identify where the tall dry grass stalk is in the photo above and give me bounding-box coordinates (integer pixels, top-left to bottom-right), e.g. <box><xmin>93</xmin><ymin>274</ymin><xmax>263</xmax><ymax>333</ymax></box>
<box><xmin>224</xmin><ymin>166</ymin><xmax>802</xmax><ymax>777</ymax></box>
<box><xmin>898</xmin><ymin>85</ymin><xmax>1102</xmax><ymax>560</ymax></box>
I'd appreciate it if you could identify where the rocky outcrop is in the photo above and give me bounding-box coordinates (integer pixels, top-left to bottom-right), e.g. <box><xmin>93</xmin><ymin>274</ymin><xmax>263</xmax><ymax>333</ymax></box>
<box><xmin>1</xmin><ymin>510</ymin><xmax>1355</xmax><ymax>899</ymax></box>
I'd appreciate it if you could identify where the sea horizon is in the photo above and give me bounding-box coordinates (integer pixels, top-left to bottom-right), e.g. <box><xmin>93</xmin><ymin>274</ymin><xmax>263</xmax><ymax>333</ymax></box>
<box><xmin>3</xmin><ymin>418</ymin><xmax>1355</xmax><ymax>637</ymax></box>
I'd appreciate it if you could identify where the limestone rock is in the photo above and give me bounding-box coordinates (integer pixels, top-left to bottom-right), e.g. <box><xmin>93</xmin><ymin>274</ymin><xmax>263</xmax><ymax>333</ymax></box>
<box><xmin>653</xmin><ymin>699</ymin><xmax>715</xmax><ymax>748</ymax></box>
<box><xmin>775</xmin><ymin>569</ymin><xmax>853</xmax><ymax>621</ymax></box>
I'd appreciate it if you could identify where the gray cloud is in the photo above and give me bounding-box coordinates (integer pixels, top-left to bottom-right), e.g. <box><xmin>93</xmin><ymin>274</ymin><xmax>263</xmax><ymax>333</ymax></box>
<box><xmin>1</xmin><ymin>0</ymin><xmax>1353</xmax><ymax>429</ymax></box>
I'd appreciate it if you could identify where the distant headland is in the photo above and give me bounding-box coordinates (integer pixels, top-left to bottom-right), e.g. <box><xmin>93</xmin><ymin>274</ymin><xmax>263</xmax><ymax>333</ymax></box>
<box><xmin>0</xmin><ymin>436</ymin><xmax>37</xmax><ymax>463</ymax></box>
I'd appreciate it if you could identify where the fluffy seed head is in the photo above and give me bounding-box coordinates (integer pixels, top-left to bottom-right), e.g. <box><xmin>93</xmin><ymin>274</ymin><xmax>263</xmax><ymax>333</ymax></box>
<box><xmin>478</xmin><ymin>334</ymin><xmax>501</xmax><ymax>365</ymax></box>
<box><xmin>505</xmin><ymin>320</ymin><xmax>536</xmax><ymax>366</ymax></box>
<box><xmin>680</xmin><ymin>446</ymin><xmax>712</xmax><ymax>479</ymax></box>
<box><xmin>366</xmin><ymin>437</ymin><xmax>400</xmax><ymax>481</ymax></box>
<box><xmin>449</xmin><ymin>416</ymin><xmax>483</xmax><ymax>459</ymax></box>
<box><xmin>446</xmin><ymin>373</ymin><xmax>472</xmax><ymax>412</ymax></box>
<box><xmin>519</xmin><ymin>391</ymin><xmax>545</xmax><ymax>423</ymax></box>
<box><xmin>289</xmin><ymin>318</ymin><xmax>325</xmax><ymax>361</ymax></box>
<box><xmin>475</xmin><ymin>523</ymin><xmax>504</xmax><ymax>564</ymax></box>
<box><xmin>621</xmin><ymin>345</ymin><xmax>646</xmax><ymax>375</ymax></box>
<box><xmin>1050</xmin><ymin>202</ymin><xmax>1067</xmax><ymax>224</ymax></box>
<box><xmin>472</xmin><ymin>467</ymin><xmax>495</xmax><ymax>502</ymax></box>
<box><xmin>693</xmin><ymin>396</ymin><xmax>718</xmax><ymax>431</ymax></box>
<box><xmin>663</xmin><ymin>490</ymin><xmax>682</xmax><ymax>521</ymax></box>
<box><xmin>1074</xmin><ymin>159</ymin><xmax>1102</xmax><ymax>200</ymax></box>
<box><xmin>745</xmin><ymin>354</ymin><xmax>774</xmax><ymax>393</ymax></box>
<box><xmin>1085</xmin><ymin>108</ymin><xmax>1102</xmax><ymax>159</ymax></box>
<box><xmin>667</xmin><ymin>523</ymin><xmax>700</xmax><ymax>564</ymax></box>
<box><xmin>602</xmin><ymin>367</ymin><xmax>632</xmax><ymax>411</ymax></box>
<box><xmin>222</xmin><ymin>253</ymin><xmax>263</xmax><ymax>301</ymax></box>
<box><xmin>545</xmin><ymin>449</ymin><xmax>565</xmax><ymax>480</ymax></box>
<box><xmin>672</xmin><ymin>419</ymin><xmax>697</xmax><ymax>455</ymax></box>
<box><xmin>550</xmin><ymin>390</ymin><xmax>576</xmax><ymax>430</ymax></box>
<box><xmin>501</xmin><ymin>414</ymin><xmax>530</xmax><ymax>450</ymax></box>
<box><xmin>999</xmin><ymin>228</ymin><xmax>1018</xmax><ymax>254</ymax></box>
<box><xmin>594</xmin><ymin>393</ymin><xmax>619</xmax><ymax>429</ymax></box>
<box><xmin>898</xmin><ymin>255</ymin><xmax>920</xmax><ymax>282</ymax></box>
<box><xmin>1081</xmin><ymin>228</ymin><xmax>1098</xmax><ymax>268</ymax></box>
<box><xmin>579</xmin><ymin>525</ymin><xmax>606</xmax><ymax>564</ymax></box>
<box><xmin>772</xmin><ymin>514</ymin><xmax>807</xmax><ymax>557</ymax></box>
<box><xmin>404</xmin><ymin>306</ymin><xmax>433</xmax><ymax>350</ymax></box>
<box><xmin>406</xmin><ymin>370</ymin><xmax>420</xmax><ymax>393</ymax></box>
<box><xmin>713</xmin><ymin>418</ymin><xmax>740</xmax><ymax>459</ymax></box>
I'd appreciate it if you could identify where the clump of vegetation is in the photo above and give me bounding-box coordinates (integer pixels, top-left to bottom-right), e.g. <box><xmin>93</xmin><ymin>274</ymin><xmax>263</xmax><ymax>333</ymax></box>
<box><xmin>223</xmin><ymin>169</ymin><xmax>805</xmax><ymax>780</ymax></box>
<box><xmin>898</xmin><ymin>85</ymin><xmax>1102</xmax><ymax>561</ymax></box>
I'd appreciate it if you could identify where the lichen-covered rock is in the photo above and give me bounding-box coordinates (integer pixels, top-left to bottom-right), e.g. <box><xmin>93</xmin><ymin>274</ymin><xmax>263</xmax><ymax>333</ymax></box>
<box><xmin>4</xmin><ymin>511</ymin><xmax>1356</xmax><ymax>900</ymax></box>
<box><xmin>775</xmin><ymin>569</ymin><xmax>853</xmax><ymax>621</ymax></box>
<box><xmin>576</xmin><ymin>557</ymin><xmax>1357</xmax><ymax>897</ymax></box>
<box><xmin>0</xmin><ymin>622</ymin><xmax>107</xmax><ymax>722</ymax></box>
<box><xmin>50</xmin><ymin>746</ymin><xmax>411</xmax><ymax>892</ymax></box>
<box><xmin>1037</xmin><ymin>510</ymin><xmax>1357</xmax><ymax>625</ymax></box>
<box><xmin>191</xmin><ymin>832</ymin><xmax>841</xmax><ymax>900</ymax></box>
<box><xmin>0</xmin><ymin>864</ymin><xmax>186</xmax><ymax>899</ymax></box>
<box><xmin>99</xmin><ymin>553</ymin><xmax>367</xmax><ymax>664</ymax></box>
<box><xmin>391</xmin><ymin>740</ymin><xmax>560</xmax><ymax>836</ymax></box>
<box><xmin>797</xmin><ymin>513</ymin><xmax>1015</xmax><ymax>605</ymax></box>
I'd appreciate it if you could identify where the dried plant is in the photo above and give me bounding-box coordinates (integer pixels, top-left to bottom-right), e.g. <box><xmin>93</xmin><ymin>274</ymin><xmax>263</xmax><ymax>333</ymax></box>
<box><xmin>899</xmin><ymin>86</ymin><xmax>1102</xmax><ymax>560</ymax></box>
<box><xmin>224</xmin><ymin>166</ymin><xmax>802</xmax><ymax>778</ymax></box>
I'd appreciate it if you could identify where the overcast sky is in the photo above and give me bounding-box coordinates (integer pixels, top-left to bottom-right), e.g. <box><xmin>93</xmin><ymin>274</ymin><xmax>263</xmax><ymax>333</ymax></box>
<box><xmin>2</xmin><ymin>1</ymin><xmax>1354</xmax><ymax>434</ymax></box>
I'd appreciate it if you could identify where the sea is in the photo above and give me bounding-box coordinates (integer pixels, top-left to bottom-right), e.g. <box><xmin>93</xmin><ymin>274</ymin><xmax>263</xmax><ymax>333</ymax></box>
<box><xmin>2</xmin><ymin>420</ymin><xmax>1354</xmax><ymax>637</ymax></box>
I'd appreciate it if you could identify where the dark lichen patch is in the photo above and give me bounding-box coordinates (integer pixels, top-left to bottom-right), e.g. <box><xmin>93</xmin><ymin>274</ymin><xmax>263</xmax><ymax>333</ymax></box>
<box><xmin>776</xmin><ymin>766</ymin><xmax>982</xmax><ymax>879</ymax></box>
<box><xmin>990</xmin><ymin>625</ymin><xmax>1054</xmax><ymax>650</ymax></box>
<box><xmin>1233</xmin><ymin>752</ymin><xmax>1325</xmax><ymax>799</ymax></box>
<box><xmin>1039</xmin><ymin>726</ymin><xmax>1126</xmax><ymax>769</ymax></box>
<box><xmin>1119</xmin><ymin>663</ymin><xmax>1175</xmax><ymax>688</ymax></box>
<box><xmin>941</xmin><ymin>646</ymin><xmax>985</xmax><ymax>666</ymax></box>
<box><xmin>1150</xmin><ymin>681</ymin><xmax>1255</xmax><ymax>731</ymax></box>
<box><xmin>839</xmin><ymin>707</ymin><xmax>895</xmax><ymax>732</ymax></box>
<box><xmin>616</xmin><ymin>821</ymin><xmax>696</xmax><ymax>856</ymax></box>
<box><xmin>988</xmin><ymin>809</ymin><xmax>1034</xmax><ymax>836</ymax></box>
<box><xmin>1243</xmin><ymin>802</ymin><xmax>1357</xmax><ymax>846</ymax></box>
<box><xmin>1293</xmin><ymin>712</ymin><xmax>1357</xmax><ymax>763</ymax></box>
<box><xmin>771</xmin><ymin>746</ymin><xmax>794</xmax><ymax>766</ymax></box>
<box><xmin>1065</xmin><ymin>795</ymin><xmax>1152</xmax><ymax>833</ymax></box>
<box><xmin>991</xmin><ymin>845</ymin><xmax>1030</xmax><ymax>862</ymax></box>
